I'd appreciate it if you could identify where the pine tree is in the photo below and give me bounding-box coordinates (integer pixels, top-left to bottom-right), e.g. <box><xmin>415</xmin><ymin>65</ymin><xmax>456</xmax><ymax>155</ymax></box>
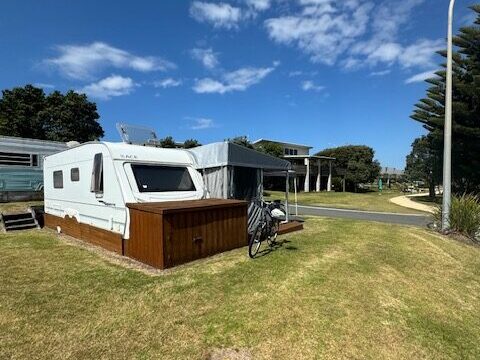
<box><xmin>411</xmin><ymin>5</ymin><xmax>480</xmax><ymax>194</ymax></box>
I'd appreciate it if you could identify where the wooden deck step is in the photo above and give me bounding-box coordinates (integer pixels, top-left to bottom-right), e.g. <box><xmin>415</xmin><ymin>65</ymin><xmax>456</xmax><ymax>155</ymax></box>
<box><xmin>278</xmin><ymin>221</ymin><xmax>303</xmax><ymax>235</ymax></box>
<box><xmin>1</xmin><ymin>211</ymin><xmax>40</xmax><ymax>232</ymax></box>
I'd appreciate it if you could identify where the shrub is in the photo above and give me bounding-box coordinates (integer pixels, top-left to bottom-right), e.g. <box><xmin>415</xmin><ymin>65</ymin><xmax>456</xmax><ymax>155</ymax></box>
<box><xmin>435</xmin><ymin>194</ymin><xmax>480</xmax><ymax>239</ymax></box>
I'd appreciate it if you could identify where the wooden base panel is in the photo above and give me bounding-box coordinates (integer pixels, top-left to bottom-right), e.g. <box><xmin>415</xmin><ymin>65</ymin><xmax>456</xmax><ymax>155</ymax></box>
<box><xmin>126</xmin><ymin>199</ymin><xmax>248</xmax><ymax>269</ymax></box>
<box><xmin>44</xmin><ymin>213</ymin><xmax>123</xmax><ymax>254</ymax></box>
<box><xmin>278</xmin><ymin>221</ymin><xmax>304</xmax><ymax>235</ymax></box>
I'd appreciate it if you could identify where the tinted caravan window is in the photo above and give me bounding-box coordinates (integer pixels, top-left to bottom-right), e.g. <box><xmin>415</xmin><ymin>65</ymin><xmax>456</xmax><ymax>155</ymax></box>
<box><xmin>53</xmin><ymin>170</ymin><xmax>63</xmax><ymax>189</ymax></box>
<box><xmin>71</xmin><ymin>167</ymin><xmax>80</xmax><ymax>182</ymax></box>
<box><xmin>131</xmin><ymin>164</ymin><xmax>196</xmax><ymax>192</ymax></box>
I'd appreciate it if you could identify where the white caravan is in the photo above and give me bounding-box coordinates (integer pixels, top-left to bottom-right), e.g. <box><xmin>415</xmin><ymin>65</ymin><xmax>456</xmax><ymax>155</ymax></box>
<box><xmin>44</xmin><ymin>142</ymin><xmax>205</xmax><ymax>238</ymax></box>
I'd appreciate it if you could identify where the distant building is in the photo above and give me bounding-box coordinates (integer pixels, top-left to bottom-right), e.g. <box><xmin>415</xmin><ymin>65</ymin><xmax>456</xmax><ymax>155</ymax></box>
<box><xmin>252</xmin><ymin>139</ymin><xmax>335</xmax><ymax>192</ymax></box>
<box><xmin>381</xmin><ymin>167</ymin><xmax>404</xmax><ymax>176</ymax></box>
<box><xmin>0</xmin><ymin>136</ymin><xmax>69</xmax><ymax>202</ymax></box>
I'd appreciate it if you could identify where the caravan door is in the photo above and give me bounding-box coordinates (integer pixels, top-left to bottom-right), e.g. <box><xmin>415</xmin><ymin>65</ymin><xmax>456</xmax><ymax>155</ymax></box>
<box><xmin>90</xmin><ymin>151</ymin><xmax>127</xmax><ymax>233</ymax></box>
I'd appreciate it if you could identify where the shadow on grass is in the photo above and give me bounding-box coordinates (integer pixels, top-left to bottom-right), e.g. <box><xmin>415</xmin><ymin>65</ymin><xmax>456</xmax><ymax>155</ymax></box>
<box><xmin>253</xmin><ymin>239</ymin><xmax>298</xmax><ymax>258</ymax></box>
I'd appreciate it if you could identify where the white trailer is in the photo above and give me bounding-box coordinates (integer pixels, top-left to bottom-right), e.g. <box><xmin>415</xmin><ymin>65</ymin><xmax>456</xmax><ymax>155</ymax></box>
<box><xmin>44</xmin><ymin>142</ymin><xmax>205</xmax><ymax>239</ymax></box>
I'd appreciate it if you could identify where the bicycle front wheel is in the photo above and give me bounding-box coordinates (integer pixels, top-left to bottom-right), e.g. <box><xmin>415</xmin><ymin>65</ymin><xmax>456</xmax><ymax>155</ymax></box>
<box><xmin>248</xmin><ymin>223</ymin><xmax>263</xmax><ymax>258</ymax></box>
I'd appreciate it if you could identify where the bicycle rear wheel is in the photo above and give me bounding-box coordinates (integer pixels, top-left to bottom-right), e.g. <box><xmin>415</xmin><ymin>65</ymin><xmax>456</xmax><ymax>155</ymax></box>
<box><xmin>248</xmin><ymin>223</ymin><xmax>263</xmax><ymax>258</ymax></box>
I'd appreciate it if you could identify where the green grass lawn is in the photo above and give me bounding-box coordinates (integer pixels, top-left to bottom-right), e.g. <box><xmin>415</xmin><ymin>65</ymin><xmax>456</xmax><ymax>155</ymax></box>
<box><xmin>1</xmin><ymin>219</ymin><xmax>479</xmax><ymax>359</ymax></box>
<box><xmin>265</xmin><ymin>190</ymin><xmax>426</xmax><ymax>214</ymax></box>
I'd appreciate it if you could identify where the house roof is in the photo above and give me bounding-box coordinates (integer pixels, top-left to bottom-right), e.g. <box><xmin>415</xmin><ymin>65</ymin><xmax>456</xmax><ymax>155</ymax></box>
<box><xmin>252</xmin><ymin>138</ymin><xmax>313</xmax><ymax>149</ymax></box>
<box><xmin>283</xmin><ymin>154</ymin><xmax>336</xmax><ymax>161</ymax></box>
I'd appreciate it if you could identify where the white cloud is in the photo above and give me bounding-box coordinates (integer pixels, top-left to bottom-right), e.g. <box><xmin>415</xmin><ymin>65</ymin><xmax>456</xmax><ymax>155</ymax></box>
<box><xmin>153</xmin><ymin>78</ymin><xmax>182</xmax><ymax>88</ymax></box>
<box><xmin>190</xmin><ymin>2</ymin><xmax>242</xmax><ymax>29</ymax></box>
<box><xmin>80</xmin><ymin>75</ymin><xmax>137</xmax><ymax>100</ymax></box>
<box><xmin>193</xmin><ymin>65</ymin><xmax>276</xmax><ymax>94</ymax></box>
<box><xmin>370</xmin><ymin>69</ymin><xmax>391</xmax><ymax>76</ymax></box>
<box><xmin>45</xmin><ymin>42</ymin><xmax>175</xmax><ymax>80</ymax></box>
<box><xmin>188</xmin><ymin>117</ymin><xmax>215</xmax><ymax>130</ymax></box>
<box><xmin>246</xmin><ymin>0</ymin><xmax>271</xmax><ymax>11</ymax></box>
<box><xmin>301</xmin><ymin>80</ymin><xmax>324</xmax><ymax>91</ymax></box>
<box><xmin>34</xmin><ymin>83</ymin><xmax>55</xmax><ymax>89</ymax></box>
<box><xmin>264</xmin><ymin>1</ymin><xmax>373</xmax><ymax>65</ymax></box>
<box><xmin>191</xmin><ymin>48</ymin><xmax>219</xmax><ymax>69</ymax></box>
<box><xmin>405</xmin><ymin>69</ymin><xmax>437</xmax><ymax>84</ymax></box>
<box><xmin>372</xmin><ymin>0</ymin><xmax>424</xmax><ymax>41</ymax></box>
<box><xmin>289</xmin><ymin>70</ymin><xmax>303</xmax><ymax>77</ymax></box>
<box><xmin>264</xmin><ymin>0</ymin><xmax>442</xmax><ymax>72</ymax></box>
<box><xmin>398</xmin><ymin>39</ymin><xmax>444</xmax><ymax>68</ymax></box>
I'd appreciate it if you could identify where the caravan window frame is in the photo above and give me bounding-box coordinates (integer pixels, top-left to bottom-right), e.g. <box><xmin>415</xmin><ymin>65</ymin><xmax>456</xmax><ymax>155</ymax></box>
<box><xmin>70</xmin><ymin>167</ymin><xmax>80</xmax><ymax>182</ymax></box>
<box><xmin>90</xmin><ymin>153</ymin><xmax>104</xmax><ymax>195</ymax></box>
<box><xmin>129</xmin><ymin>163</ymin><xmax>197</xmax><ymax>193</ymax></box>
<box><xmin>53</xmin><ymin>170</ymin><xmax>63</xmax><ymax>189</ymax></box>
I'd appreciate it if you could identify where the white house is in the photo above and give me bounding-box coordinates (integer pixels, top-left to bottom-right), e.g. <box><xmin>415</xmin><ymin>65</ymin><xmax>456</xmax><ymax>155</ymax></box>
<box><xmin>252</xmin><ymin>139</ymin><xmax>335</xmax><ymax>192</ymax></box>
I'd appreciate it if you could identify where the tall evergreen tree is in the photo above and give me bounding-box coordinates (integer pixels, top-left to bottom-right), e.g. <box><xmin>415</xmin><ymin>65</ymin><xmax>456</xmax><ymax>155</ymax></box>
<box><xmin>411</xmin><ymin>5</ymin><xmax>480</xmax><ymax>194</ymax></box>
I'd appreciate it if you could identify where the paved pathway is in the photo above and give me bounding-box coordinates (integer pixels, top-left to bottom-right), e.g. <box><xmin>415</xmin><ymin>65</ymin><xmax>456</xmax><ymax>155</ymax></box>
<box><xmin>389</xmin><ymin>193</ymin><xmax>436</xmax><ymax>214</ymax></box>
<box><xmin>289</xmin><ymin>204</ymin><xmax>432</xmax><ymax>227</ymax></box>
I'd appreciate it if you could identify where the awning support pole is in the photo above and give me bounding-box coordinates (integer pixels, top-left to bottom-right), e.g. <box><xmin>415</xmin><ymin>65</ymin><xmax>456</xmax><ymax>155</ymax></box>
<box><xmin>294</xmin><ymin>175</ymin><xmax>298</xmax><ymax>216</ymax></box>
<box><xmin>285</xmin><ymin>171</ymin><xmax>290</xmax><ymax>222</ymax></box>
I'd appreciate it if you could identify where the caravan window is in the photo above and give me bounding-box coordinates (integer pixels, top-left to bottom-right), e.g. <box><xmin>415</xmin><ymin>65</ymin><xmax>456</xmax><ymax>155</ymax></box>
<box><xmin>0</xmin><ymin>152</ymin><xmax>37</xmax><ymax>166</ymax></box>
<box><xmin>53</xmin><ymin>171</ymin><xmax>63</xmax><ymax>188</ymax></box>
<box><xmin>90</xmin><ymin>153</ymin><xmax>103</xmax><ymax>194</ymax></box>
<box><xmin>131</xmin><ymin>164</ymin><xmax>196</xmax><ymax>192</ymax></box>
<box><xmin>71</xmin><ymin>168</ymin><xmax>80</xmax><ymax>182</ymax></box>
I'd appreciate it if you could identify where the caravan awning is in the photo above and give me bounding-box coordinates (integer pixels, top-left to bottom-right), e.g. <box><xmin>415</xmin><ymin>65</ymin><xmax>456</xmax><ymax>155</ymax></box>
<box><xmin>188</xmin><ymin>142</ymin><xmax>291</xmax><ymax>171</ymax></box>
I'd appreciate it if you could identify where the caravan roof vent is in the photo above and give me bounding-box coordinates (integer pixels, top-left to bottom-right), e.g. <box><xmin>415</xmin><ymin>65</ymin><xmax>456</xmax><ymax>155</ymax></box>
<box><xmin>116</xmin><ymin>123</ymin><xmax>159</xmax><ymax>146</ymax></box>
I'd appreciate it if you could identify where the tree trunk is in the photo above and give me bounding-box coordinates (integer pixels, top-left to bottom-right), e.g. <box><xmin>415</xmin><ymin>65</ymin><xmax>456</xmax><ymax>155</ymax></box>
<box><xmin>428</xmin><ymin>180</ymin><xmax>435</xmax><ymax>199</ymax></box>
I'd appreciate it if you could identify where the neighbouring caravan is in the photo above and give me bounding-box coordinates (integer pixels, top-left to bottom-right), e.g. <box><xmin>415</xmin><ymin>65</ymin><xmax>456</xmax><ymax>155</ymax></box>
<box><xmin>44</xmin><ymin>142</ymin><xmax>205</xmax><ymax>240</ymax></box>
<box><xmin>0</xmin><ymin>136</ymin><xmax>68</xmax><ymax>202</ymax></box>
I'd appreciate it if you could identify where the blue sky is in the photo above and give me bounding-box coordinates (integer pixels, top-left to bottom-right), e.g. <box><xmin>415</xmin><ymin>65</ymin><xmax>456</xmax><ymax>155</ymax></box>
<box><xmin>0</xmin><ymin>0</ymin><xmax>477</xmax><ymax>168</ymax></box>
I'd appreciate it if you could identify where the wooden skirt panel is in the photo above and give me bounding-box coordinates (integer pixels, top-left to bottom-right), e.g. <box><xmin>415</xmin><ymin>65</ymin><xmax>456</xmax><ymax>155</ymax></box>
<box><xmin>125</xmin><ymin>203</ymin><xmax>248</xmax><ymax>269</ymax></box>
<box><xmin>44</xmin><ymin>213</ymin><xmax>123</xmax><ymax>254</ymax></box>
<box><xmin>163</xmin><ymin>206</ymin><xmax>247</xmax><ymax>268</ymax></box>
<box><xmin>124</xmin><ymin>209</ymin><xmax>164</xmax><ymax>268</ymax></box>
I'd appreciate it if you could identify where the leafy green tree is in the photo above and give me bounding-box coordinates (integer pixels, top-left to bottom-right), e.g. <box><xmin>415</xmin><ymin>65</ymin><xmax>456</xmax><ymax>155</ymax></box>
<box><xmin>159</xmin><ymin>136</ymin><xmax>176</xmax><ymax>148</ymax></box>
<box><xmin>0</xmin><ymin>85</ymin><xmax>103</xmax><ymax>142</ymax></box>
<box><xmin>316</xmin><ymin>145</ymin><xmax>381</xmax><ymax>192</ymax></box>
<box><xmin>255</xmin><ymin>141</ymin><xmax>284</xmax><ymax>157</ymax></box>
<box><xmin>405</xmin><ymin>135</ymin><xmax>442</xmax><ymax>198</ymax></box>
<box><xmin>183</xmin><ymin>139</ymin><xmax>201</xmax><ymax>148</ymax></box>
<box><xmin>227</xmin><ymin>136</ymin><xmax>253</xmax><ymax>149</ymax></box>
<box><xmin>411</xmin><ymin>5</ymin><xmax>480</xmax><ymax>194</ymax></box>
<box><xmin>40</xmin><ymin>90</ymin><xmax>103</xmax><ymax>142</ymax></box>
<box><xmin>0</xmin><ymin>85</ymin><xmax>47</xmax><ymax>139</ymax></box>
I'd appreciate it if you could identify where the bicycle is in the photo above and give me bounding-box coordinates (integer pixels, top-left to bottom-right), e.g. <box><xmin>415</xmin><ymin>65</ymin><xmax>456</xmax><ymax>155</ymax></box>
<box><xmin>248</xmin><ymin>199</ymin><xmax>286</xmax><ymax>258</ymax></box>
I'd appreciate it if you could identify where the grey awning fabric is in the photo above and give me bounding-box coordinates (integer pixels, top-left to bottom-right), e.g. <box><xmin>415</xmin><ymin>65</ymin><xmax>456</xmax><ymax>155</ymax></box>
<box><xmin>188</xmin><ymin>142</ymin><xmax>291</xmax><ymax>171</ymax></box>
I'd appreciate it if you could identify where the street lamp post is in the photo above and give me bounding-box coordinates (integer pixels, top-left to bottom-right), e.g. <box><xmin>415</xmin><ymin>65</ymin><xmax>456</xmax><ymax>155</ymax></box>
<box><xmin>442</xmin><ymin>0</ymin><xmax>456</xmax><ymax>231</ymax></box>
